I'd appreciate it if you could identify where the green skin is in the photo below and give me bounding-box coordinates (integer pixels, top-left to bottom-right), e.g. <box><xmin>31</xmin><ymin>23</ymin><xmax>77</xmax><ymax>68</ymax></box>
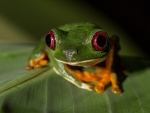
<box><xmin>30</xmin><ymin>23</ymin><xmax>111</xmax><ymax>91</ymax></box>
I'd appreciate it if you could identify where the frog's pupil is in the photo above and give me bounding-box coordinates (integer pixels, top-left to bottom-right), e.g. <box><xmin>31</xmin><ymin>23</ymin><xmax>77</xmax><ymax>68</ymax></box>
<box><xmin>96</xmin><ymin>35</ymin><xmax>106</xmax><ymax>47</ymax></box>
<box><xmin>45</xmin><ymin>34</ymin><xmax>51</xmax><ymax>47</ymax></box>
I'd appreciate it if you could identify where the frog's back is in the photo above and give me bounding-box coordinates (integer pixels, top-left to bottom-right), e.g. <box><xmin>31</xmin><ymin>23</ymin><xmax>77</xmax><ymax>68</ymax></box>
<box><xmin>58</xmin><ymin>23</ymin><xmax>100</xmax><ymax>31</ymax></box>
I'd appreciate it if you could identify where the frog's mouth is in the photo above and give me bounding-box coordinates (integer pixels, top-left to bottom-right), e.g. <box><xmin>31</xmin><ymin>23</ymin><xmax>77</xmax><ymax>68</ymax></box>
<box><xmin>55</xmin><ymin>57</ymin><xmax>106</xmax><ymax>67</ymax></box>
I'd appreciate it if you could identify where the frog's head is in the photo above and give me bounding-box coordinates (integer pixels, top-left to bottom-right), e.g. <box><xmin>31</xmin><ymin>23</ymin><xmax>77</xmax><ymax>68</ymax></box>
<box><xmin>45</xmin><ymin>23</ymin><xmax>111</xmax><ymax>67</ymax></box>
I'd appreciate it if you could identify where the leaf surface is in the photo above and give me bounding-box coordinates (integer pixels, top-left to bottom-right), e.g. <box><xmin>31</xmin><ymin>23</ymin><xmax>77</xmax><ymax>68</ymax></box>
<box><xmin>0</xmin><ymin>43</ymin><xmax>150</xmax><ymax>113</ymax></box>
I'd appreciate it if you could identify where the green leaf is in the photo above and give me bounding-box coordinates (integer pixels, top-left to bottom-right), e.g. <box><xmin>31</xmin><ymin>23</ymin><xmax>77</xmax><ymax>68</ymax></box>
<box><xmin>0</xmin><ymin>43</ymin><xmax>150</xmax><ymax>113</ymax></box>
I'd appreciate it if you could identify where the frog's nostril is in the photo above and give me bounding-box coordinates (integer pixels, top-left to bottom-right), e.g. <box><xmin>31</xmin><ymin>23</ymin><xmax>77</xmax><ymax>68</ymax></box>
<box><xmin>76</xmin><ymin>50</ymin><xmax>79</xmax><ymax>54</ymax></box>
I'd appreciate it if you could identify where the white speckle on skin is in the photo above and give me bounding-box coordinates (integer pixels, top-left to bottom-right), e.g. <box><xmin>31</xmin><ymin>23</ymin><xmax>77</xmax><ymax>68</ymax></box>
<box><xmin>35</xmin><ymin>53</ymin><xmax>42</xmax><ymax>58</ymax></box>
<box><xmin>84</xmin><ymin>39</ymin><xmax>90</xmax><ymax>45</ymax></box>
<box><xmin>63</xmin><ymin>50</ymin><xmax>76</xmax><ymax>61</ymax></box>
<box><xmin>58</xmin><ymin>40</ymin><xmax>62</xmax><ymax>44</ymax></box>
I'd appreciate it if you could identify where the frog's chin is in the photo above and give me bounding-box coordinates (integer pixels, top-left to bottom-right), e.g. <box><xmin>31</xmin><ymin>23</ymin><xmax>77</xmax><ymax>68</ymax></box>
<box><xmin>55</xmin><ymin>57</ymin><xmax>106</xmax><ymax>67</ymax></box>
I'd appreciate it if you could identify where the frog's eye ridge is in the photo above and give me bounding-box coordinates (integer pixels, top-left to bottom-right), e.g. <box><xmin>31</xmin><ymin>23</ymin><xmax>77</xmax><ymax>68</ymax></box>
<box><xmin>45</xmin><ymin>31</ymin><xmax>55</xmax><ymax>50</ymax></box>
<box><xmin>92</xmin><ymin>31</ymin><xmax>108</xmax><ymax>51</ymax></box>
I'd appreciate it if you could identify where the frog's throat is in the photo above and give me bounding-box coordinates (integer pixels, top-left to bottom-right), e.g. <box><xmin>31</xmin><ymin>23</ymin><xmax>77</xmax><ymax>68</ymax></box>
<box><xmin>55</xmin><ymin>57</ymin><xmax>106</xmax><ymax>67</ymax></box>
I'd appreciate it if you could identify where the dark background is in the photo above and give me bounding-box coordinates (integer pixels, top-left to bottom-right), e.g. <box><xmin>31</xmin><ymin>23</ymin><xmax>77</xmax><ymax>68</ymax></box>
<box><xmin>0</xmin><ymin>0</ymin><xmax>149</xmax><ymax>57</ymax></box>
<box><xmin>90</xmin><ymin>0</ymin><xmax>150</xmax><ymax>57</ymax></box>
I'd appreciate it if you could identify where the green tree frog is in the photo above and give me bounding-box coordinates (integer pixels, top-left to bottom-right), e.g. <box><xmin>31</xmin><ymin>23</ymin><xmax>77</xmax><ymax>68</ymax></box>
<box><xmin>26</xmin><ymin>23</ymin><xmax>121</xmax><ymax>94</ymax></box>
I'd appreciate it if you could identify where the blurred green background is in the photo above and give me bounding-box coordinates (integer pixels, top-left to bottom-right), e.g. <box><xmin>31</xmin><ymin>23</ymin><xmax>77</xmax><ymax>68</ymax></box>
<box><xmin>0</xmin><ymin>0</ymin><xmax>149</xmax><ymax>57</ymax></box>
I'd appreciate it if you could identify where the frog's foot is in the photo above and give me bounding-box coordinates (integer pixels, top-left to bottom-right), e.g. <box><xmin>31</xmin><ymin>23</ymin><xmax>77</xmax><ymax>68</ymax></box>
<box><xmin>110</xmin><ymin>72</ymin><xmax>122</xmax><ymax>94</ymax></box>
<box><xmin>95</xmin><ymin>77</ymin><xmax>121</xmax><ymax>94</ymax></box>
<box><xmin>94</xmin><ymin>85</ymin><xmax>104</xmax><ymax>93</ymax></box>
<box><xmin>26</xmin><ymin>52</ymin><xmax>49</xmax><ymax>70</ymax></box>
<box><xmin>92</xmin><ymin>67</ymin><xmax>121</xmax><ymax>94</ymax></box>
<box><xmin>93</xmin><ymin>68</ymin><xmax>110</xmax><ymax>93</ymax></box>
<box><xmin>112</xmin><ymin>87</ymin><xmax>121</xmax><ymax>94</ymax></box>
<box><xmin>87</xmin><ymin>66</ymin><xmax>122</xmax><ymax>94</ymax></box>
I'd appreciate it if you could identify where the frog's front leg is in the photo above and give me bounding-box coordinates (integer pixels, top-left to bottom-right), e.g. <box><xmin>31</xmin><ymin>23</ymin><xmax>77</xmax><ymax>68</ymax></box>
<box><xmin>102</xmin><ymin>36</ymin><xmax>121</xmax><ymax>94</ymax></box>
<box><xmin>110</xmin><ymin>72</ymin><xmax>121</xmax><ymax>93</ymax></box>
<box><xmin>26</xmin><ymin>51</ymin><xmax>49</xmax><ymax>70</ymax></box>
<box><xmin>26</xmin><ymin>37</ymin><xmax>50</xmax><ymax>70</ymax></box>
<box><xmin>93</xmin><ymin>36</ymin><xmax>121</xmax><ymax>94</ymax></box>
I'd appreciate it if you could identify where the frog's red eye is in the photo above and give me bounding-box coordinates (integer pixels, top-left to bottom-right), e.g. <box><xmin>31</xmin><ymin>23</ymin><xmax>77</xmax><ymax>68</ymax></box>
<box><xmin>92</xmin><ymin>31</ymin><xmax>108</xmax><ymax>51</ymax></box>
<box><xmin>45</xmin><ymin>31</ymin><xmax>55</xmax><ymax>50</ymax></box>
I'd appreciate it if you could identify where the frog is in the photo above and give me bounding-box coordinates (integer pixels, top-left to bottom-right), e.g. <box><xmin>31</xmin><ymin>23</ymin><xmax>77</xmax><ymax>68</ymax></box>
<box><xmin>26</xmin><ymin>23</ymin><xmax>121</xmax><ymax>94</ymax></box>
